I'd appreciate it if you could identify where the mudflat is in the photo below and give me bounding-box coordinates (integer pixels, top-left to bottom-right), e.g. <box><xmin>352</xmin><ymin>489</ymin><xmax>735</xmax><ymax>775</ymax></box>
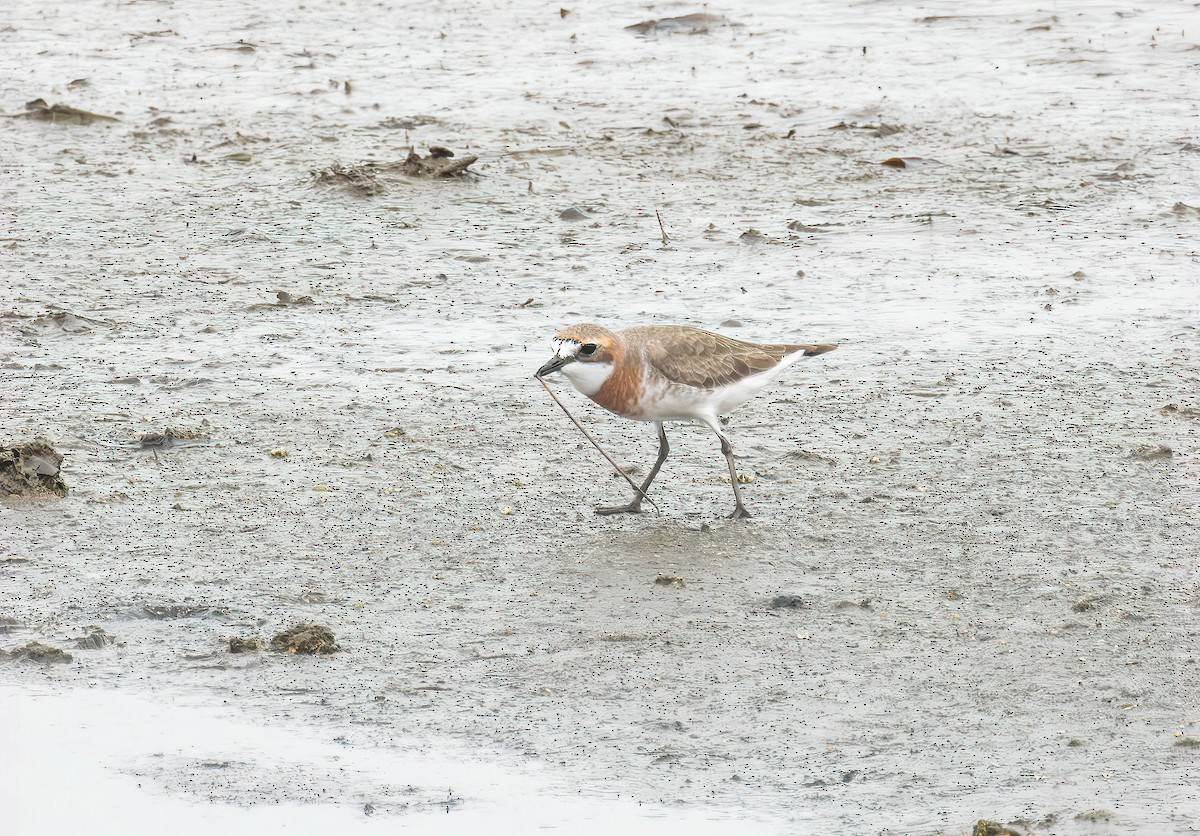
<box><xmin>2</xmin><ymin>1</ymin><xmax>1197</xmax><ymax>833</ymax></box>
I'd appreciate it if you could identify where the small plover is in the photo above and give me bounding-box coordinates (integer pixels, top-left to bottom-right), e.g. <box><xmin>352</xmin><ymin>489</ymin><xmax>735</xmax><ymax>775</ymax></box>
<box><xmin>536</xmin><ymin>323</ymin><xmax>837</xmax><ymax>518</ymax></box>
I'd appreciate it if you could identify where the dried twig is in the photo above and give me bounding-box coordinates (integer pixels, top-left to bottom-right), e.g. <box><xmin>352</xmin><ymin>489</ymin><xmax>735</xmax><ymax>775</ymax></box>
<box><xmin>536</xmin><ymin>375</ymin><xmax>658</xmax><ymax>512</ymax></box>
<box><xmin>655</xmin><ymin>209</ymin><xmax>671</xmax><ymax>247</ymax></box>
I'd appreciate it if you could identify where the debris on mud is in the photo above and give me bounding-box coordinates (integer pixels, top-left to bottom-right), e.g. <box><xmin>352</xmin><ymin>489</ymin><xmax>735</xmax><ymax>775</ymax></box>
<box><xmin>1160</xmin><ymin>403</ymin><xmax>1200</xmax><ymax>418</ymax></box>
<box><xmin>4</xmin><ymin>98</ymin><xmax>118</xmax><ymax>125</ymax></box>
<box><xmin>142</xmin><ymin>603</ymin><xmax>222</xmax><ymax>619</ymax></box>
<box><xmin>131</xmin><ymin>427</ymin><xmax>210</xmax><ymax>449</ymax></box>
<box><xmin>769</xmin><ymin>595</ymin><xmax>805</xmax><ymax>609</ymax></box>
<box><xmin>74</xmin><ymin>627</ymin><xmax>116</xmax><ymax>649</ymax></box>
<box><xmin>787</xmin><ymin>220</ymin><xmax>832</xmax><ymax>233</ymax></box>
<box><xmin>654</xmin><ymin>575</ymin><xmax>686</xmax><ymax>588</ymax></box>
<box><xmin>8</xmin><ymin>641</ymin><xmax>73</xmax><ymax>663</ymax></box>
<box><xmin>311</xmin><ymin>147</ymin><xmax>476</xmax><ymax>194</ymax></box>
<box><xmin>310</xmin><ymin>162</ymin><xmax>385</xmax><ymax>196</ymax></box>
<box><xmin>787</xmin><ymin>449</ymin><xmax>838</xmax><ymax>467</ymax></box>
<box><xmin>0</xmin><ymin>439</ymin><xmax>68</xmax><ymax>498</ymax></box>
<box><xmin>1071</xmin><ymin>595</ymin><xmax>1104</xmax><ymax>613</ymax></box>
<box><xmin>397</xmin><ymin>146</ymin><xmax>477</xmax><ymax>177</ymax></box>
<box><xmin>248</xmin><ymin>290</ymin><xmax>314</xmax><ymax>309</ymax></box>
<box><xmin>1129</xmin><ymin>444</ymin><xmax>1173</xmax><ymax>460</ymax></box>
<box><xmin>881</xmin><ymin>156</ymin><xmax>944</xmax><ymax>169</ymax></box>
<box><xmin>270</xmin><ymin>623</ymin><xmax>338</xmax><ymax>655</ymax></box>
<box><xmin>229</xmin><ymin>635</ymin><xmax>265</xmax><ymax>653</ymax></box>
<box><xmin>828</xmin><ymin>120</ymin><xmax>903</xmax><ymax>137</ymax></box>
<box><xmin>972</xmin><ymin>821</ymin><xmax>1024</xmax><ymax>836</ymax></box>
<box><xmin>0</xmin><ymin>616</ymin><xmax>21</xmax><ymax>633</ymax></box>
<box><xmin>625</xmin><ymin>13</ymin><xmax>728</xmax><ymax>35</ymax></box>
<box><xmin>376</xmin><ymin>115</ymin><xmax>439</xmax><ymax>130</ymax></box>
<box><xmin>7</xmin><ymin>308</ymin><xmax>107</xmax><ymax>335</ymax></box>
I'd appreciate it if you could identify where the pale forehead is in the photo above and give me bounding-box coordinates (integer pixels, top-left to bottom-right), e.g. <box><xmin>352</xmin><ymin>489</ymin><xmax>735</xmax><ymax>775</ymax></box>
<box><xmin>552</xmin><ymin>337</ymin><xmax>580</xmax><ymax>358</ymax></box>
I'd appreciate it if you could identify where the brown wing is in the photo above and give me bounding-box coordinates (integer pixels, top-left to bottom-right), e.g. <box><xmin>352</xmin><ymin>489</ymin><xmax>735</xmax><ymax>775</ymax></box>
<box><xmin>635</xmin><ymin>325</ymin><xmax>834</xmax><ymax>390</ymax></box>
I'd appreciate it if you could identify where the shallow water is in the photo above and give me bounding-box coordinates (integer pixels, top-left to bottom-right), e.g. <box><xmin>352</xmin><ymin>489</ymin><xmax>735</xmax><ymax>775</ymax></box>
<box><xmin>2</xmin><ymin>0</ymin><xmax>1199</xmax><ymax>833</ymax></box>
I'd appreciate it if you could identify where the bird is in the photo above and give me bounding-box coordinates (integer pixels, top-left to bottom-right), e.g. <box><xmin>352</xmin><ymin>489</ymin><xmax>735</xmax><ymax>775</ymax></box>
<box><xmin>535</xmin><ymin>323</ymin><xmax>837</xmax><ymax>518</ymax></box>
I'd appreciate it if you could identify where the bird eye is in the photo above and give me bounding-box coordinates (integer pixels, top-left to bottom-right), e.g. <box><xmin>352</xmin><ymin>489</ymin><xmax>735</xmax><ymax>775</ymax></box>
<box><xmin>580</xmin><ymin>343</ymin><xmax>598</xmax><ymax>356</ymax></box>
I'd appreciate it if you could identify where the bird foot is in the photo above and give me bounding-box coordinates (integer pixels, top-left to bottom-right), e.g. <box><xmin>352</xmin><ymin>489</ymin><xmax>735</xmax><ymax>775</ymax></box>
<box><xmin>595</xmin><ymin>502</ymin><xmax>643</xmax><ymax>516</ymax></box>
<box><xmin>727</xmin><ymin>506</ymin><xmax>752</xmax><ymax>520</ymax></box>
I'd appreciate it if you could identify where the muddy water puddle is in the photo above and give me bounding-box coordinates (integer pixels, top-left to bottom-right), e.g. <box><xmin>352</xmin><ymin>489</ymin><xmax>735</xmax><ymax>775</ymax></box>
<box><xmin>3</xmin><ymin>0</ymin><xmax>1199</xmax><ymax>832</ymax></box>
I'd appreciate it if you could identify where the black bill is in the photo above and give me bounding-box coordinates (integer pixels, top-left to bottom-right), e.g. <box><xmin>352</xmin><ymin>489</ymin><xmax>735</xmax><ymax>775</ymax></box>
<box><xmin>535</xmin><ymin>355</ymin><xmax>573</xmax><ymax>378</ymax></box>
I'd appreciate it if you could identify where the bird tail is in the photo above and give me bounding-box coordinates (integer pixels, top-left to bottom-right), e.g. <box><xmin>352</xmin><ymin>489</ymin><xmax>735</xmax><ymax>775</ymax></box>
<box><xmin>797</xmin><ymin>343</ymin><xmax>838</xmax><ymax>357</ymax></box>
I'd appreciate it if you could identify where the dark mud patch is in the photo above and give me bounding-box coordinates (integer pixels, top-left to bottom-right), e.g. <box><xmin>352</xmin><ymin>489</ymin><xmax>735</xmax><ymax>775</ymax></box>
<box><xmin>0</xmin><ymin>439</ymin><xmax>68</xmax><ymax>498</ymax></box>
<box><xmin>271</xmin><ymin>623</ymin><xmax>338</xmax><ymax>655</ymax></box>
<box><xmin>654</xmin><ymin>574</ymin><xmax>686</xmax><ymax>588</ymax></box>
<box><xmin>8</xmin><ymin>641</ymin><xmax>73</xmax><ymax>663</ymax></box>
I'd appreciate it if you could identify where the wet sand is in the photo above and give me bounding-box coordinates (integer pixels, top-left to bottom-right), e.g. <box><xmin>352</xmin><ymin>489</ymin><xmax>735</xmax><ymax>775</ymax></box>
<box><xmin>2</xmin><ymin>0</ymin><xmax>1198</xmax><ymax>833</ymax></box>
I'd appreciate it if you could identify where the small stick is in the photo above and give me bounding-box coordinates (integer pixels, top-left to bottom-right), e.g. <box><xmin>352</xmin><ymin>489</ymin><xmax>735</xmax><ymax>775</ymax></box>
<box><xmin>655</xmin><ymin>209</ymin><xmax>670</xmax><ymax>247</ymax></box>
<box><xmin>536</xmin><ymin>375</ymin><xmax>658</xmax><ymax>512</ymax></box>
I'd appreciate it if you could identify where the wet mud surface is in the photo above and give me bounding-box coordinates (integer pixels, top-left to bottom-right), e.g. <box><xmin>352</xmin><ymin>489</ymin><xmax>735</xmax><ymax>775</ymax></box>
<box><xmin>2</xmin><ymin>0</ymin><xmax>1199</xmax><ymax>832</ymax></box>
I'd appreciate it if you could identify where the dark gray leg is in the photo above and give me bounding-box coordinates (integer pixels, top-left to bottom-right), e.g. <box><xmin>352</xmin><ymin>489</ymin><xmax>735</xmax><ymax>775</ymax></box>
<box><xmin>717</xmin><ymin>432</ymin><xmax>751</xmax><ymax>519</ymax></box>
<box><xmin>596</xmin><ymin>422</ymin><xmax>669</xmax><ymax>515</ymax></box>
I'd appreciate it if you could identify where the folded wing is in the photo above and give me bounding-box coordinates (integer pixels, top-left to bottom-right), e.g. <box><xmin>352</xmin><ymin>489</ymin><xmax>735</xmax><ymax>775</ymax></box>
<box><xmin>641</xmin><ymin>326</ymin><xmax>836</xmax><ymax>390</ymax></box>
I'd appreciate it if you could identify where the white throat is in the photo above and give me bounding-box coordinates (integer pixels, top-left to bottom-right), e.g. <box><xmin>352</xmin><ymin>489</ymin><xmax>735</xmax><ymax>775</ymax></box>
<box><xmin>561</xmin><ymin>360</ymin><xmax>613</xmax><ymax>396</ymax></box>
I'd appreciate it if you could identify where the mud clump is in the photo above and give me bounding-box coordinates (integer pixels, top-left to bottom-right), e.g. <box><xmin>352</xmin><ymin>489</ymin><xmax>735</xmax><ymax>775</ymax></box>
<box><xmin>142</xmin><ymin>603</ymin><xmax>222</xmax><ymax>619</ymax></box>
<box><xmin>270</xmin><ymin>623</ymin><xmax>338</xmax><ymax>655</ymax></box>
<box><xmin>9</xmin><ymin>641</ymin><xmax>73</xmax><ymax>663</ymax></box>
<box><xmin>4</xmin><ymin>98</ymin><xmax>117</xmax><ymax>125</ymax></box>
<box><xmin>398</xmin><ymin>146</ymin><xmax>477</xmax><ymax>178</ymax></box>
<box><xmin>311</xmin><ymin>147</ymin><xmax>476</xmax><ymax>195</ymax></box>
<box><xmin>132</xmin><ymin>427</ymin><xmax>210</xmax><ymax>449</ymax></box>
<box><xmin>973</xmin><ymin>821</ymin><xmax>1024</xmax><ymax>836</ymax></box>
<box><xmin>769</xmin><ymin>595</ymin><xmax>805</xmax><ymax>609</ymax></box>
<box><xmin>625</xmin><ymin>13</ymin><xmax>728</xmax><ymax>35</ymax></box>
<box><xmin>0</xmin><ymin>439</ymin><xmax>68</xmax><ymax>498</ymax></box>
<box><xmin>1129</xmin><ymin>444</ymin><xmax>1173</xmax><ymax>460</ymax></box>
<box><xmin>1071</xmin><ymin>594</ymin><xmax>1104</xmax><ymax>613</ymax></box>
<box><xmin>74</xmin><ymin>627</ymin><xmax>116</xmax><ymax>649</ymax></box>
<box><xmin>310</xmin><ymin>163</ymin><xmax>385</xmax><ymax>196</ymax></box>
<box><xmin>229</xmin><ymin>635</ymin><xmax>265</xmax><ymax>653</ymax></box>
<box><xmin>654</xmin><ymin>575</ymin><xmax>685</xmax><ymax>588</ymax></box>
